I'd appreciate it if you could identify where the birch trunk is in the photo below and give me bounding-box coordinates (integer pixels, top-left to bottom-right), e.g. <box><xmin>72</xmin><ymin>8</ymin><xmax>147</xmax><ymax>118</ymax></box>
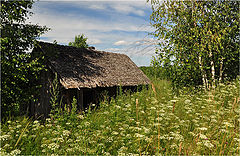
<box><xmin>199</xmin><ymin>55</ymin><xmax>208</xmax><ymax>89</ymax></box>
<box><xmin>199</xmin><ymin>56</ymin><xmax>206</xmax><ymax>89</ymax></box>
<box><xmin>209</xmin><ymin>50</ymin><xmax>216</xmax><ymax>88</ymax></box>
<box><xmin>219</xmin><ymin>57</ymin><xmax>224</xmax><ymax>83</ymax></box>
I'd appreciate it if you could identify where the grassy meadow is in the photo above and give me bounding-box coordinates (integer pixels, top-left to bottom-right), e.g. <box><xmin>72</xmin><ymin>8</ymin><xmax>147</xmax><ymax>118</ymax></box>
<box><xmin>1</xmin><ymin>78</ymin><xmax>240</xmax><ymax>155</ymax></box>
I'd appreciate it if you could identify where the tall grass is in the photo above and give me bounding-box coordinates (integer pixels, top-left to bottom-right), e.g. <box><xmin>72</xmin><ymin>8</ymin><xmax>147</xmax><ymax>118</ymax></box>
<box><xmin>1</xmin><ymin>79</ymin><xmax>239</xmax><ymax>155</ymax></box>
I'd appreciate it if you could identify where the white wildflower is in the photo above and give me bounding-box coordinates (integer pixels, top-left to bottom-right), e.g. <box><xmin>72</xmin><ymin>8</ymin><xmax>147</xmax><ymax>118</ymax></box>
<box><xmin>167</xmin><ymin>136</ymin><xmax>174</xmax><ymax>140</ymax></box>
<box><xmin>0</xmin><ymin>135</ymin><xmax>11</xmax><ymax>141</ymax></box>
<box><xmin>31</xmin><ymin>135</ymin><xmax>36</xmax><ymax>138</ymax></box>
<box><xmin>57</xmin><ymin>137</ymin><xmax>64</xmax><ymax>142</ymax></box>
<box><xmin>112</xmin><ymin>131</ymin><xmax>119</xmax><ymax>135</ymax></box>
<box><xmin>150</xmin><ymin>106</ymin><xmax>156</xmax><ymax>110</ymax></box>
<box><xmin>158</xmin><ymin>109</ymin><xmax>165</xmax><ymax>113</ymax></box>
<box><xmin>199</xmin><ymin>134</ymin><xmax>208</xmax><ymax>139</ymax></box>
<box><xmin>41</xmin><ymin>144</ymin><xmax>47</xmax><ymax>148</ymax></box>
<box><xmin>107</xmin><ymin>137</ymin><xmax>113</xmax><ymax>142</ymax></box>
<box><xmin>48</xmin><ymin>143</ymin><xmax>60</xmax><ymax>151</ymax></box>
<box><xmin>10</xmin><ymin>149</ymin><xmax>21</xmax><ymax>155</ymax></box>
<box><xmin>154</xmin><ymin>123</ymin><xmax>160</xmax><ymax>126</ymax></box>
<box><xmin>184</xmin><ymin>99</ymin><xmax>191</xmax><ymax>104</ymax></box>
<box><xmin>46</xmin><ymin>124</ymin><xmax>52</xmax><ymax>127</ymax></box>
<box><xmin>126</xmin><ymin>134</ymin><xmax>131</xmax><ymax>138</ymax></box>
<box><xmin>103</xmin><ymin>111</ymin><xmax>109</xmax><ymax>115</ymax></box>
<box><xmin>156</xmin><ymin>117</ymin><xmax>163</xmax><ymax>121</ymax></box>
<box><xmin>119</xmin><ymin>127</ymin><xmax>124</xmax><ymax>131</ymax></box>
<box><xmin>170</xmin><ymin>100</ymin><xmax>177</xmax><ymax>103</ymax></box>
<box><xmin>135</xmin><ymin>133</ymin><xmax>144</xmax><ymax>138</ymax></box>
<box><xmin>125</xmin><ymin>104</ymin><xmax>131</xmax><ymax>108</ymax></box>
<box><xmin>122</xmin><ymin>124</ymin><xmax>129</xmax><ymax>128</ymax></box>
<box><xmin>211</xmin><ymin>119</ymin><xmax>217</xmax><ymax>123</ymax></box>
<box><xmin>62</xmin><ymin>130</ymin><xmax>71</xmax><ymax>137</ymax></box>
<box><xmin>77</xmin><ymin>115</ymin><xmax>84</xmax><ymax>119</ymax></box>
<box><xmin>203</xmin><ymin>140</ymin><xmax>214</xmax><ymax>149</ymax></box>
<box><xmin>143</xmin><ymin>127</ymin><xmax>150</xmax><ymax>134</ymax></box>
<box><xmin>198</xmin><ymin>127</ymin><xmax>208</xmax><ymax>131</ymax></box>
<box><xmin>174</xmin><ymin>125</ymin><xmax>179</xmax><ymax>128</ymax></box>
<box><xmin>115</xmin><ymin>105</ymin><xmax>121</xmax><ymax>109</ymax></box>
<box><xmin>170</xmin><ymin>143</ymin><xmax>177</xmax><ymax>149</ymax></box>
<box><xmin>223</xmin><ymin>121</ymin><xmax>234</xmax><ymax>128</ymax></box>
<box><xmin>66</xmin><ymin>148</ymin><xmax>73</xmax><ymax>152</ymax></box>
<box><xmin>129</xmin><ymin>118</ymin><xmax>135</xmax><ymax>122</ymax></box>
<box><xmin>33</xmin><ymin>120</ymin><xmax>39</xmax><ymax>124</ymax></box>
<box><xmin>16</xmin><ymin>125</ymin><xmax>22</xmax><ymax>129</ymax></box>
<box><xmin>188</xmin><ymin>132</ymin><xmax>195</xmax><ymax>136</ymax></box>
<box><xmin>84</xmin><ymin>121</ymin><xmax>90</xmax><ymax>127</ymax></box>
<box><xmin>220</xmin><ymin>129</ymin><xmax>228</xmax><ymax>133</ymax></box>
<box><xmin>4</xmin><ymin>144</ymin><xmax>10</xmax><ymax>148</ymax></box>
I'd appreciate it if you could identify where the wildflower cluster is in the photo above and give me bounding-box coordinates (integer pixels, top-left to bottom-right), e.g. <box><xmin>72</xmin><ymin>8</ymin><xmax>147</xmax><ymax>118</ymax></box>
<box><xmin>1</xmin><ymin>79</ymin><xmax>239</xmax><ymax>155</ymax></box>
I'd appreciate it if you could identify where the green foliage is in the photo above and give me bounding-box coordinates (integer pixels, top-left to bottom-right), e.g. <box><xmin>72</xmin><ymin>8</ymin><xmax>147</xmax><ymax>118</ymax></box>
<box><xmin>140</xmin><ymin>65</ymin><xmax>169</xmax><ymax>80</ymax></box>
<box><xmin>49</xmin><ymin>73</ymin><xmax>62</xmax><ymax>117</ymax></box>
<box><xmin>68</xmin><ymin>34</ymin><xmax>88</xmax><ymax>48</ymax></box>
<box><xmin>1</xmin><ymin>78</ymin><xmax>239</xmax><ymax>155</ymax></box>
<box><xmin>71</xmin><ymin>97</ymin><xmax>77</xmax><ymax>116</ymax></box>
<box><xmin>149</xmin><ymin>0</ymin><xmax>240</xmax><ymax>89</ymax></box>
<box><xmin>1</xmin><ymin>0</ymin><xmax>49</xmax><ymax>117</ymax></box>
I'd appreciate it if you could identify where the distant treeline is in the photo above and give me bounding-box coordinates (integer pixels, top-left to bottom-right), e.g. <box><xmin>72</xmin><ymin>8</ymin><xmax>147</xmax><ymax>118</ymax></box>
<box><xmin>139</xmin><ymin>66</ymin><xmax>168</xmax><ymax>80</ymax></box>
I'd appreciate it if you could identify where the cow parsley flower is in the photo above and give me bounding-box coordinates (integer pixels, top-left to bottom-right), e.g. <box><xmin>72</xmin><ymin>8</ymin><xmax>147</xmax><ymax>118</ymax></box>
<box><xmin>203</xmin><ymin>140</ymin><xmax>214</xmax><ymax>149</ymax></box>
<box><xmin>10</xmin><ymin>149</ymin><xmax>21</xmax><ymax>155</ymax></box>
<box><xmin>135</xmin><ymin>133</ymin><xmax>144</xmax><ymax>138</ymax></box>
<box><xmin>184</xmin><ymin>99</ymin><xmax>191</xmax><ymax>104</ymax></box>
<box><xmin>48</xmin><ymin>143</ymin><xmax>60</xmax><ymax>151</ymax></box>
<box><xmin>112</xmin><ymin>131</ymin><xmax>119</xmax><ymax>135</ymax></box>
<box><xmin>198</xmin><ymin>127</ymin><xmax>208</xmax><ymax>131</ymax></box>
<box><xmin>199</xmin><ymin>134</ymin><xmax>207</xmax><ymax>139</ymax></box>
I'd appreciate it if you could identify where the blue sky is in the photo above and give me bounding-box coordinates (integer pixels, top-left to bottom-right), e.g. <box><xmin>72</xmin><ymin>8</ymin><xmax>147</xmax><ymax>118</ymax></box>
<box><xmin>28</xmin><ymin>0</ymin><xmax>159</xmax><ymax>66</ymax></box>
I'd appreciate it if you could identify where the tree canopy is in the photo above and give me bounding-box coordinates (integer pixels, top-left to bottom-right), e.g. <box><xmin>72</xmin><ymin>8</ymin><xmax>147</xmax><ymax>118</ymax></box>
<box><xmin>69</xmin><ymin>34</ymin><xmax>88</xmax><ymax>48</ymax></box>
<box><xmin>149</xmin><ymin>0</ymin><xmax>240</xmax><ymax>89</ymax></box>
<box><xmin>1</xmin><ymin>0</ymin><xmax>49</xmax><ymax>117</ymax></box>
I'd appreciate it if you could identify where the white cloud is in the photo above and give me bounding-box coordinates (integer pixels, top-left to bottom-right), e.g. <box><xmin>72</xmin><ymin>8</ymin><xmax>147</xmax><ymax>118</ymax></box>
<box><xmin>28</xmin><ymin>2</ymin><xmax>150</xmax><ymax>36</ymax></box>
<box><xmin>110</xmin><ymin>3</ymin><xmax>145</xmax><ymax>16</ymax></box>
<box><xmin>28</xmin><ymin>1</ymin><xmax>155</xmax><ymax>66</ymax></box>
<box><xmin>88</xmin><ymin>4</ymin><xmax>106</xmax><ymax>10</ymax></box>
<box><xmin>28</xmin><ymin>11</ymin><xmax>143</xmax><ymax>44</ymax></box>
<box><xmin>117</xmin><ymin>38</ymin><xmax>159</xmax><ymax>56</ymax></box>
<box><xmin>44</xmin><ymin>1</ymin><xmax>150</xmax><ymax>17</ymax></box>
<box><xmin>88</xmin><ymin>38</ymin><xmax>102</xmax><ymax>44</ymax></box>
<box><xmin>114</xmin><ymin>40</ymin><xmax>129</xmax><ymax>46</ymax></box>
<box><xmin>104</xmin><ymin>48</ymin><xmax>121</xmax><ymax>53</ymax></box>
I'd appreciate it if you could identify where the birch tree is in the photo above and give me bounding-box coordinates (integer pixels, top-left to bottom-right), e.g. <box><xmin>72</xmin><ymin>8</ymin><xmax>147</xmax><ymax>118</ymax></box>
<box><xmin>149</xmin><ymin>0</ymin><xmax>239</xmax><ymax>89</ymax></box>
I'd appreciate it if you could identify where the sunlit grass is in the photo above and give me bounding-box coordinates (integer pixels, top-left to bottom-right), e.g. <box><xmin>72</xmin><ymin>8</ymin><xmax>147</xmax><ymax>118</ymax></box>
<box><xmin>1</xmin><ymin>79</ymin><xmax>239</xmax><ymax>155</ymax></box>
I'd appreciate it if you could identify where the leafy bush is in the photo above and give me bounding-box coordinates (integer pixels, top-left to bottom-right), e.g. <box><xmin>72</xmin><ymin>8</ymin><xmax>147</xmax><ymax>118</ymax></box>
<box><xmin>1</xmin><ymin>0</ymin><xmax>49</xmax><ymax>118</ymax></box>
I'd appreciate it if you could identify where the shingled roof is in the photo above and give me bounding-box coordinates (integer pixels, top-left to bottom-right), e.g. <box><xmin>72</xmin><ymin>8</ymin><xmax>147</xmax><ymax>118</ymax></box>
<box><xmin>33</xmin><ymin>42</ymin><xmax>150</xmax><ymax>89</ymax></box>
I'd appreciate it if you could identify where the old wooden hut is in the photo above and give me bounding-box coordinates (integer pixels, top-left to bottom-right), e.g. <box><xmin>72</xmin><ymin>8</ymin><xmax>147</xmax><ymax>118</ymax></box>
<box><xmin>31</xmin><ymin>41</ymin><xmax>150</xmax><ymax>117</ymax></box>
